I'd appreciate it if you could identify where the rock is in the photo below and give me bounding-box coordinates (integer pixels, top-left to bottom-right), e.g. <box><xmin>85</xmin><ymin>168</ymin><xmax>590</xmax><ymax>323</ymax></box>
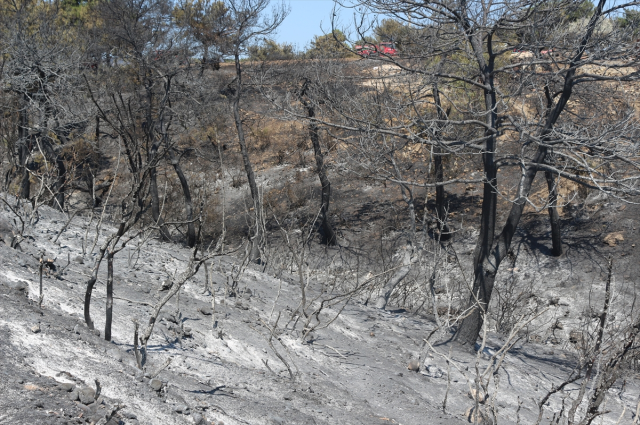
<box><xmin>423</xmin><ymin>364</ymin><xmax>444</xmax><ymax>379</ymax></box>
<box><xmin>407</xmin><ymin>359</ymin><xmax>420</xmax><ymax>372</ymax></box>
<box><xmin>92</xmin><ymin>414</ymin><xmax>107</xmax><ymax>424</ymax></box>
<box><xmin>73</xmin><ymin>256</ymin><xmax>84</xmax><ymax>264</ymax></box>
<box><xmin>268</xmin><ymin>416</ymin><xmax>285</xmax><ymax>425</ymax></box>
<box><xmin>107</xmin><ymin>348</ymin><xmax>122</xmax><ymax>362</ymax></box>
<box><xmin>30</xmin><ymin>324</ymin><xmax>41</xmax><ymax>334</ymax></box>
<box><xmin>604</xmin><ymin>232</ymin><xmax>624</xmax><ymax>247</ymax></box>
<box><xmin>198</xmin><ymin>307</ymin><xmax>213</xmax><ymax>316</ymax></box>
<box><xmin>4</xmin><ymin>280</ymin><xmax>29</xmax><ymax>293</ymax></box>
<box><xmin>92</xmin><ymin>329</ymin><xmax>101</xmax><ymax>337</ymax></box>
<box><xmin>174</xmin><ymin>404</ymin><xmax>189</xmax><ymax>414</ymax></box>
<box><xmin>122</xmin><ymin>412</ymin><xmax>137</xmax><ymax>419</ymax></box>
<box><xmin>2</xmin><ymin>234</ymin><xmax>15</xmax><ymax>247</ymax></box>
<box><xmin>57</xmin><ymin>383</ymin><xmax>75</xmax><ymax>392</ymax></box>
<box><xmin>570</xmin><ymin>330</ymin><xmax>583</xmax><ymax>344</ymax></box>
<box><xmin>235</xmin><ymin>302</ymin><xmax>249</xmax><ymax>311</ymax></box>
<box><xmin>464</xmin><ymin>406</ymin><xmax>491</xmax><ymax>424</ymax></box>
<box><xmin>585</xmin><ymin>191</ymin><xmax>608</xmax><ymax>206</ymax></box>
<box><xmin>78</xmin><ymin>387</ymin><xmax>96</xmax><ymax>405</ymax></box>
<box><xmin>0</xmin><ymin>219</ymin><xmax>16</xmax><ymax>245</ymax></box>
<box><xmin>73</xmin><ymin>324</ymin><xmax>80</xmax><ymax>334</ymax></box>
<box><xmin>69</xmin><ymin>389</ymin><xmax>79</xmax><ymax>401</ymax></box>
<box><xmin>164</xmin><ymin>312</ymin><xmax>178</xmax><ymax>324</ymax></box>
<box><xmin>468</xmin><ymin>388</ymin><xmax>487</xmax><ymax>403</ymax></box>
<box><xmin>149</xmin><ymin>379</ymin><xmax>163</xmax><ymax>391</ymax></box>
<box><xmin>192</xmin><ymin>413</ymin><xmax>204</xmax><ymax>425</ymax></box>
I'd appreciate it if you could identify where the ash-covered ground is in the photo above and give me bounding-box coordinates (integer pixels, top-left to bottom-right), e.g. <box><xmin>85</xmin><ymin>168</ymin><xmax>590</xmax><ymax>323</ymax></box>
<box><xmin>1</xmin><ymin>195</ymin><xmax>639</xmax><ymax>425</ymax></box>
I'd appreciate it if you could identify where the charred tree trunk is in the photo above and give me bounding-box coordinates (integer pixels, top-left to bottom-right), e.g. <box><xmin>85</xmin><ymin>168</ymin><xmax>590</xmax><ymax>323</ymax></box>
<box><xmin>149</xmin><ymin>130</ymin><xmax>170</xmax><ymax>240</ymax></box>
<box><xmin>201</xmin><ymin>45</ymin><xmax>209</xmax><ymax>77</ymax></box>
<box><xmin>305</xmin><ymin>101</ymin><xmax>336</xmax><ymax>245</ymax></box>
<box><xmin>95</xmin><ymin>116</ymin><xmax>100</xmax><ymax>149</ymax></box>
<box><xmin>18</xmin><ymin>105</ymin><xmax>30</xmax><ymax>199</ymax></box>
<box><xmin>149</xmin><ymin>166</ymin><xmax>171</xmax><ymax>241</ymax></box>
<box><xmin>453</xmin><ymin>29</ymin><xmax>500</xmax><ymax>348</ymax></box>
<box><xmin>54</xmin><ymin>154</ymin><xmax>66</xmax><ymax>210</ymax></box>
<box><xmin>455</xmin><ymin>0</ymin><xmax>604</xmax><ymax>348</ymax></box>
<box><xmin>104</xmin><ymin>251</ymin><xmax>114</xmax><ymax>341</ymax></box>
<box><xmin>84</xmin><ymin>222</ymin><xmax>125</xmax><ymax>329</ymax></box>
<box><xmin>545</xmin><ymin>170</ymin><xmax>563</xmax><ymax>256</ymax></box>
<box><xmin>166</xmin><ymin>145</ymin><xmax>196</xmax><ymax>248</ymax></box>
<box><xmin>232</xmin><ymin>52</ymin><xmax>263</xmax><ymax>263</ymax></box>
<box><xmin>432</xmin><ymin>85</ymin><xmax>450</xmax><ymax>241</ymax></box>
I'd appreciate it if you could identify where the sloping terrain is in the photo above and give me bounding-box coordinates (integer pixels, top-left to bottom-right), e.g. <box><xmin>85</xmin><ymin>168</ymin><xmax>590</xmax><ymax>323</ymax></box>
<box><xmin>1</xmin><ymin>198</ymin><xmax>639</xmax><ymax>425</ymax></box>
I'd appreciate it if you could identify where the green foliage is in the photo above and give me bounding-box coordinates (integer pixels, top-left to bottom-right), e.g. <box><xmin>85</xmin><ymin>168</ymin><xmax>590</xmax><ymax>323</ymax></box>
<box><xmin>616</xmin><ymin>9</ymin><xmax>640</xmax><ymax>33</ymax></box>
<box><xmin>354</xmin><ymin>36</ymin><xmax>376</xmax><ymax>45</ymax></box>
<box><xmin>565</xmin><ymin>0</ymin><xmax>594</xmax><ymax>22</ymax></box>
<box><xmin>248</xmin><ymin>39</ymin><xmax>295</xmax><ymax>61</ymax></box>
<box><xmin>305</xmin><ymin>30</ymin><xmax>353</xmax><ymax>58</ymax></box>
<box><xmin>174</xmin><ymin>0</ymin><xmax>230</xmax><ymax>60</ymax></box>
<box><xmin>374</xmin><ymin>18</ymin><xmax>410</xmax><ymax>46</ymax></box>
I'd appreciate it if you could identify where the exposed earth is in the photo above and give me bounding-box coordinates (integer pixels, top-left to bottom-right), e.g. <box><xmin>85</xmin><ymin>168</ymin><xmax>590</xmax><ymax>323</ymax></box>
<box><xmin>1</xmin><ymin>189</ymin><xmax>639</xmax><ymax>425</ymax></box>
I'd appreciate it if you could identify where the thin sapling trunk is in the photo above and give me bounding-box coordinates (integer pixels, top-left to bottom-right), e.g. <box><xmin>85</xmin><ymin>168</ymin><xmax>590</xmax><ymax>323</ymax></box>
<box><xmin>105</xmin><ymin>251</ymin><xmax>114</xmax><ymax>341</ymax></box>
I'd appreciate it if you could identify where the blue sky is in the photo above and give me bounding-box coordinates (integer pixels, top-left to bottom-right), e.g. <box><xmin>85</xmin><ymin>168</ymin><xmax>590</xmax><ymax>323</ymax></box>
<box><xmin>274</xmin><ymin>0</ymin><xmax>343</xmax><ymax>50</ymax></box>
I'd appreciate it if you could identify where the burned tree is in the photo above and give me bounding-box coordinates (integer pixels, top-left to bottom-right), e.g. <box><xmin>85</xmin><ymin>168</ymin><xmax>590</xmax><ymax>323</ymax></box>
<box><xmin>1</xmin><ymin>0</ymin><xmax>88</xmax><ymax>208</ymax></box>
<box><xmin>223</xmin><ymin>0</ymin><xmax>288</xmax><ymax>262</ymax></box>
<box><xmin>287</xmin><ymin>0</ymin><xmax>640</xmax><ymax>345</ymax></box>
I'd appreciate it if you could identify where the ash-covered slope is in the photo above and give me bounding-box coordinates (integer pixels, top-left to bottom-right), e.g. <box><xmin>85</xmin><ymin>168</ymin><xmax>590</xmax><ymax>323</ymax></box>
<box><xmin>0</xmin><ymin>202</ymin><xmax>638</xmax><ymax>425</ymax></box>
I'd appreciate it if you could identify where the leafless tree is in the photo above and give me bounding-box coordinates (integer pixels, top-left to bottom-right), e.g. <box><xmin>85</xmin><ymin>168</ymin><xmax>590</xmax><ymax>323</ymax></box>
<box><xmin>271</xmin><ymin>0</ymin><xmax>640</xmax><ymax>347</ymax></box>
<box><xmin>87</xmin><ymin>0</ymin><xmax>205</xmax><ymax>246</ymax></box>
<box><xmin>1</xmin><ymin>0</ymin><xmax>89</xmax><ymax>208</ymax></box>
<box><xmin>223</xmin><ymin>0</ymin><xmax>288</xmax><ymax>262</ymax></box>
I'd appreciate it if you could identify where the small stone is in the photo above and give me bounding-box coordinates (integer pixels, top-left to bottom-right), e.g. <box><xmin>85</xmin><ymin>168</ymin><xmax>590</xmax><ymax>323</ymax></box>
<box><xmin>198</xmin><ymin>307</ymin><xmax>213</xmax><ymax>316</ymax></box>
<box><xmin>235</xmin><ymin>302</ymin><xmax>249</xmax><ymax>310</ymax></box>
<box><xmin>465</xmin><ymin>406</ymin><xmax>491</xmax><ymax>424</ymax></box>
<box><xmin>69</xmin><ymin>389</ymin><xmax>79</xmax><ymax>401</ymax></box>
<box><xmin>122</xmin><ymin>412</ymin><xmax>137</xmax><ymax>419</ymax></box>
<box><xmin>468</xmin><ymin>388</ymin><xmax>487</xmax><ymax>403</ymax></box>
<box><xmin>424</xmin><ymin>364</ymin><xmax>444</xmax><ymax>379</ymax></box>
<box><xmin>73</xmin><ymin>256</ymin><xmax>84</xmax><ymax>264</ymax></box>
<box><xmin>57</xmin><ymin>383</ymin><xmax>75</xmax><ymax>392</ymax></box>
<box><xmin>149</xmin><ymin>379</ymin><xmax>163</xmax><ymax>391</ymax></box>
<box><xmin>34</xmin><ymin>400</ymin><xmax>44</xmax><ymax>408</ymax></box>
<box><xmin>73</xmin><ymin>325</ymin><xmax>80</xmax><ymax>334</ymax></box>
<box><xmin>192</xmin><ymin>413</ymin><xmax>204</xmax><ymax>425</ymax></box>
<box><xmin>4</xmin><ymin>280</ymin><xmax>28</xmax><ymax>293</ymax></box>
<box><xmin>92</xmin><ymin>329</ymin><xmax>100</xmax><ymax>337</ymax></box>
<box><xmin>107</xmin><ymin>348</ymin><xmax>122</xmax><ymax>362</ymax></box>
<box><xmin>174</xmin><ymin>404</ymin><xmax>189</xmax><ymax>414</ymax></box>
<box><xmin>603</xmin><ymin>232</ymin><xmax>624</xmax><ymax>247</ymax></box>
<box><xmin>2</xmin><ymin>234</ymin><xmax>14</xmax><ymax>247</ymax></box>
<box><xmin>78</xmin><ymin>387</ymin><xmax>96</xmax><ymax>405</ymax></box>
<box><xmin>91</xmin><ymin>414</ymin><xmax>106</xmax><ymax>424</ymax></box>
<box><xmin>407</xmin><ymin>359</ymin><xmax>420</xmax><ymax>372</ymax></box>
<box><xmin>30</xmin><ymin>324</ymin><xmax>41</xmax><ymax>334</ymax></box>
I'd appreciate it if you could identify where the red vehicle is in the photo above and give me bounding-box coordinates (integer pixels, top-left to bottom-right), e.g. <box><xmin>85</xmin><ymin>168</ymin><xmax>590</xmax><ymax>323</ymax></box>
<box><xmin>355</xmin><ymin>42</ymin><xmax>397</xmax><ymax>57</ymax></box>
